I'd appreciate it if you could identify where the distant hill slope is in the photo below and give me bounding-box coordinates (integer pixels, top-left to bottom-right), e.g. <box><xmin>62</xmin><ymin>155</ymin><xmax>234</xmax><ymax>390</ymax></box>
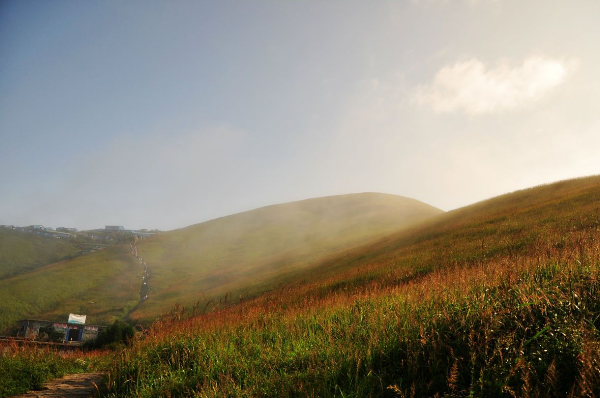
<box><xmin>0</xmin><ymin>229</ymin><xmax>81</xmax><ymax>280</ymax></box>
<box><xmin>0</xmin><ymin>246</ymin><xmax>143</xmax><ymax>333</ymax></box>
<box><xmin>131</xmin><ymin>193</ymin><xmax>443</xmax><ymax>321</ymax></box>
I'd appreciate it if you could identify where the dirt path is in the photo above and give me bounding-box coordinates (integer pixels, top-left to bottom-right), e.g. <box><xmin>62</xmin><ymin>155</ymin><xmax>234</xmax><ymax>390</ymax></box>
<box><xmin>12</xmin><ymin>372</ymin><xmax>105</xmax><ymax>398</ymax></box>
<box><xmin>124</xmin><ymin>242</ymin><xmax>150</xmax><ymax>321</ymax></box>
<box><xmin>130</xmin><ymin>243</ymin><xmax>150</xmax><ymax>302</ymax></box>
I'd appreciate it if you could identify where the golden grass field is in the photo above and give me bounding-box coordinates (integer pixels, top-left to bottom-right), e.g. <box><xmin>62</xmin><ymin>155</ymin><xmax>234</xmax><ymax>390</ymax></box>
<box><xmin>126</xmin><ymin>193</ymin><xmax>442</xmax><ymax>322</ymax></box>
<box><xmin>104</xmin><ymin>175</ymin><xmax>600</xmax><ymax>397</ymax></box>
<box><xmin>3</xmin><ymin>177</ymin><xmax>600</xmax><ymax>397</ymax></box>
<box><xmin>0</xmin><ymin>193</ymin><xmax>440</xmax><ymax>332</ymax></box>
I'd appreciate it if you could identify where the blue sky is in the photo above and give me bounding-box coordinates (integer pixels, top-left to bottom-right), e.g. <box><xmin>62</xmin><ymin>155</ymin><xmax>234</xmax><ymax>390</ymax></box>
<box><xmin>1</xmin><ymin>1</ymin><xmax>599</xmax><ymax>230</ymax></box>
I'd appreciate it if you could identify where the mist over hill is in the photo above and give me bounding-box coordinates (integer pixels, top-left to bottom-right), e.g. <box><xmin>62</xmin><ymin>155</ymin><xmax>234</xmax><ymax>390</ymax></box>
<box><xmin>106</xmin><ymin>175</ymin><xmax>600</xmax><ymax>397</ymax></box>
<box><xmin>130</xmin><ymin>192</ymin><xmax>443</xmax><ymax>321</ymax></box>
<box><xmin>0</xmin><ymin>192</ymin><xmax>441</xmax><ymax>331</ymax></box>
<box><xmin>4</xmin><ymin>175</ymin><xmax>600</xmax><ymax>396</ymax></box>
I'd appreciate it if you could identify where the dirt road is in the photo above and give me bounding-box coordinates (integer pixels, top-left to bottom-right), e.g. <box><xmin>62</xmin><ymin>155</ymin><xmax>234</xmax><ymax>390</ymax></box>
<box><xmin>11</xmin><ymin>372</ymin><xmax>105</xmax><ymax>398</ymax></box>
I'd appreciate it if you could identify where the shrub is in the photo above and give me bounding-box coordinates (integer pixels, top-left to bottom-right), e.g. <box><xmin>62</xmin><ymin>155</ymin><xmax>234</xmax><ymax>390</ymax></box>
<box><xmin>87</xmin><ymin>320</ymin><xmax>135</xmax><ymax>349</ymax></box>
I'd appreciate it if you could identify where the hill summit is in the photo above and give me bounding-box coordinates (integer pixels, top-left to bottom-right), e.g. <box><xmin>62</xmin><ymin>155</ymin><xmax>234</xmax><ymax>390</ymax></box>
<box><xmin>130</xmin><ymin>193</ymin><xmax>443</xmax><ymax>321</ymax></box>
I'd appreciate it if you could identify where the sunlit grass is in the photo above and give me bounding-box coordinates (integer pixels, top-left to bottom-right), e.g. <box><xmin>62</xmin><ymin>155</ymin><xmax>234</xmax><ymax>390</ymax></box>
<box><xmin>131</xmin><ymin>193</ymin><xmax>442</xmax><ymax>323</ymax></box>
<box><xmin>0</xmin><ymin>246</ymin><xmax>143</xmax><ymax>332</ymax></box>
<box><xmin>0</xmin><ymin>341</ymin><xmax>111</xmax><ymax>398</ymax></box>
<box><xmin>0</xmin><ymin>229</ymin><xmax>81</xmax><ymax>279</ymax></box>
<box><xmin>105</xmin><ymin>175</ymin><xmax>600</xmax><ymax>397</ymax></box>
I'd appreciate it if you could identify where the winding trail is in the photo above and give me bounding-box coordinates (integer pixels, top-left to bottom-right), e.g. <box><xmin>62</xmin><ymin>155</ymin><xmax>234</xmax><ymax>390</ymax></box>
<box><xmin>124</xmin><ymin>242</ymin><xmax>151</xmax><ymax>320</ymax></box>
<box><xmin>132</xmin><ymin>242</ymin><xmax>150</xmax><ymax>302</ymax></box>
<box><xmin>11</xmin><ymin>372</ymin><xmax>105</xmax><ymax>398</ymax></box>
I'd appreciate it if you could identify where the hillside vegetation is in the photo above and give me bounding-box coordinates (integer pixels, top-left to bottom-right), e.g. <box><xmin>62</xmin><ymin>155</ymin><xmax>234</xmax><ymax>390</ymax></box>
<box><xmin>0</xmin><ymin>229</ymin><xmax>81</xmax><ymax>280</ymax></box>
<box><xmin>130</xmin><ymin>193</ymin><xmax>442</xmax><ymax>322</ymax></box>
<box><xmin>106</xmin><ymin>175</ymin><xmax>600</xmax><ymax>397</ymax></box>
<box><xmin>0</xmin><ymin>193</ymin><xmax>439</xmax><ymax>333</ymax></box>
<box><xmin>0</xmin><ymin>246</ymin><xmax>143</xmax><ymax>333</ymax></box>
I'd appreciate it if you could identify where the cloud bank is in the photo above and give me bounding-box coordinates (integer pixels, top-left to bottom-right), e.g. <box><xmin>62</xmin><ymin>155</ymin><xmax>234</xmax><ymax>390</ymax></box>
<box><xmin>414</xmin><ymin>56</ymin><xmax>572</xmax><ymax>115</ymax></box>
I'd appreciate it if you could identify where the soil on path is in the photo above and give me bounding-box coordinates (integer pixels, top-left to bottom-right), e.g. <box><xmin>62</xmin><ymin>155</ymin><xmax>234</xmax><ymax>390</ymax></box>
<box><xmin>11</xmin><ymin>372</ymin><xmax>105</xmax><ymax>398</ymax></box>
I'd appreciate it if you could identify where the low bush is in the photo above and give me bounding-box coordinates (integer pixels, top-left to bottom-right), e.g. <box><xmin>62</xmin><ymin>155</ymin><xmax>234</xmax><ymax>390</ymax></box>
<box><xmin>86</xmin><ymin>319</ymin><xmax>135</xmax><ymax>349</ymax></box>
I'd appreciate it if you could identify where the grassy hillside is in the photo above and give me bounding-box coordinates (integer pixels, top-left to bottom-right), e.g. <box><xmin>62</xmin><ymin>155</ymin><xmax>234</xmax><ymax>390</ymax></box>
<box><xmin>292</xmin><ymin>175</ymin><xmax>600</xmax><ymax>290</ymax></box>
<box><xmin>130</xmin><ymin>193</ymin><xmax>443</xmax><ymax>321</ymax></box>
<box><xmin>0</xmin><ymin>245</ymin><xmax>143</xmax><ymax>333</ymax></box>
<box><xmin>0</xmin><ymin>229</ymin><xmax>82</xmax><ymax>280</ymax></box>
<box><xmin>106</xmin><ymin>175</ymin><xmax>600</xmax><ymax>397</ymax></box>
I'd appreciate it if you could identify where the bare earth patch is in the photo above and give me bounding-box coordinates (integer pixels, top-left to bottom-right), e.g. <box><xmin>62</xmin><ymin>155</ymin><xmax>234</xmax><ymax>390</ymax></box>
<box><xmin>12</xmin><ymin>373</ymin><xmax>105</xmax><ymax>398</ymax></box>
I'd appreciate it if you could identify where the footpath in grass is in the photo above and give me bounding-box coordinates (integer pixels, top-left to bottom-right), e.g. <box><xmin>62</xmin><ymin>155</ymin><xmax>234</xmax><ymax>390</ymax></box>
<box><xmin>0</xmin><ymin>343</ymin><xmax>109</xmax><ymax>398</ymax></box>
<box><xmin>10</xmin><ymin>372</ymin><xmax>105</xmax><ymax>398</ymax></box>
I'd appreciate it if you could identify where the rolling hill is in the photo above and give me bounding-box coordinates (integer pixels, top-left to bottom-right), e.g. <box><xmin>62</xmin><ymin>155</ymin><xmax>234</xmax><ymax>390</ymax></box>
<box><xmin>130</xmin><ymin>192</ymin><xmax>443</xmax><ymax>321</ymax></box>
<box><xmin>105</xmin><ymin>175</ymin><xmax>600</xmax><ymax>397</ymax></box>
<box><xmin>0</xmin><ymin>245</ymin><xmax>143</xmax><ymax>333</ymax></box>
<box><xmin>290</xmin><ymin>174</ymin><xmax>600</xmax><ymax>290</ymax></box>
<box><xmin>0</xmin><ymin>192</ymin><xmax>442</xmax><ymax>332</ymax></box>
<box><xmin>0</xmin><ymin>228</ymin><xmax>82</xmax><ymax>280</ymax></box>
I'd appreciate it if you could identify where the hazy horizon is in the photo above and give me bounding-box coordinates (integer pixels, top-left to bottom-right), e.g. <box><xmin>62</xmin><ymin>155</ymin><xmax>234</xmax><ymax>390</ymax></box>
<box><xmin>2</xmin><ymin>1</ymin><xmax>599</xmax><ymax>231</ymax></box>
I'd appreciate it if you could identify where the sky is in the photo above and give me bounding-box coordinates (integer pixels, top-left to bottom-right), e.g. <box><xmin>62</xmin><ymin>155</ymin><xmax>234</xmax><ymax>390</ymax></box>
<box><xmin>1</xmin><ymin>0</ymin><xmax>599</xmax><ymax>231</ymax></box>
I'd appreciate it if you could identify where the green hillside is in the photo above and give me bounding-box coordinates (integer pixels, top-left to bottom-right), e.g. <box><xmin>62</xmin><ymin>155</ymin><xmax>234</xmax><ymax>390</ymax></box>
<box><xmin>131</xmin><ymin>193</ymin><xmax>443</xmax><ymax>321</ymax></box>
<box><xmin>0</xmin><ymin>246</ymin><xmax>143</xmax><ymax>333</ymax></box>
<box><xmin>0</xmin><ymin>229</ymin><xmax>81</xmax><ymax>280</ymax></box>
<box><xmin>106</xmin><ymin>175</ymin><xmax>600</xmax><ymax>397</ymax></box>
<box><xmin>295</xmin><ymin>175</ymin><xmax>600</xmax><ymax>289</ymax></box>
<box><xmin>0</xmin><ymin>193</ymin><xmax>440</xmax><ymax>333</ymax></box>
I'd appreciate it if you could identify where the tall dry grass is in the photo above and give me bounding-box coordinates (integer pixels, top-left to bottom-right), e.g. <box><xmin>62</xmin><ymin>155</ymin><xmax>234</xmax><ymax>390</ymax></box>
<box><xmin>104</xmin><ymin>228</ymin><xmax>600</xmax><ymax>397</ymax></box>
<box><xmin>0</xmin><ymin>340</ymin><xmax>110</xmax><ymax>397</ymax></box>
<box><xmin>100</xmin><ymin>175</ymin><xmax>600</xmax><ymax>396</ymax></box>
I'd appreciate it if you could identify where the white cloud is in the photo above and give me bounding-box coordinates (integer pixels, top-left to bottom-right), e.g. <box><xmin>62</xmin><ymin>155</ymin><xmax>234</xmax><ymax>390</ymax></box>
<box><xmin>414</xmin><ymin>56</ymin><xmax>573</xmax><ymax>115</ymax></box>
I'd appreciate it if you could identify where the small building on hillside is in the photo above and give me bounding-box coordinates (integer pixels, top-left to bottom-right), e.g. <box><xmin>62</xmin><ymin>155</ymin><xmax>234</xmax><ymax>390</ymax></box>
<box><xmin>132</xmin><ymin>230</ymin><xmax>154</xmax><ymax>238</ymax></box>
<box><xmin>105</xmin><ymin>225</ymin><xmax>125</xmax><ymax>231</ymax></box>
<box><xmin>16</xmin><ymin>314</ymin><xmax>105</xmax><ymax>343</ymax></box>
<box><xmin>56</xmin><ymin>227</ymin><xmax>78</xmax><ymax>232</ymax></box>
<box><xmin>50</xmin><ymin>231</ymin><xmax>75</xmax><ymax>239</ymax></box>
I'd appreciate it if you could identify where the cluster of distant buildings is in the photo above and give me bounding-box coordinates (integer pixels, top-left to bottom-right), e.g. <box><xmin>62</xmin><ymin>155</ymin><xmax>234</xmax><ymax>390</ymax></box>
<box><xmin>0</xmin><ymin>224</ymin><xmax>78</xmax><ymax>239</ymax></box>
<box><xmin>0</xmin><ymin>224</ymin><xmax>158</xmax><ymax>239</ymax></box>
<box><xmin>104</xmin><ymin>225</ymin><xmax>156</xmax><ymax>237</ymax></box>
